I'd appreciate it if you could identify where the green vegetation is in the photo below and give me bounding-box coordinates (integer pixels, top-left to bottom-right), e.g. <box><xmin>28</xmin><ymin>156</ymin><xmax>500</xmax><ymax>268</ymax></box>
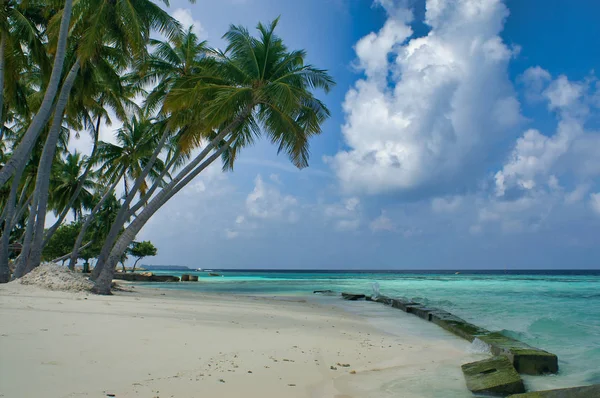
<box><xmin>127</xmin><ymin>241</ymin><xmax>157</xmax><ymax>272</ymax></box>
<box><xmin>0</xmin><ymin>1</ymin><xmax>334</xmax><ymax>292</ymax></box>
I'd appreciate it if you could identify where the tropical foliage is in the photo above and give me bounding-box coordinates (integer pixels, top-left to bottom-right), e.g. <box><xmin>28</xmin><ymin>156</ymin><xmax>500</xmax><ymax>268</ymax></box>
<box><xmin>0</xmin><ymin>1</ymin><xmax>333</xmax><ymax>293</ymax></box>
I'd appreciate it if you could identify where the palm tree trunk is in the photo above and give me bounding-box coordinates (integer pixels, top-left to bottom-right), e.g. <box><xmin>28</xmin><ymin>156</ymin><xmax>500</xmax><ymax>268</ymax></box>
<box><xmin>0</xmin><ymin>0</ymin><xmax>74</xmax><ymax>186</ymax></box>
<box><xmin>0</xmin><ymin>32</ymin><xmax>6</xmax><ymax>135</ymax></box>
<box><xmin>91</xmin><ymin>127</ymin><xmax>172</xmax><ymax>279</ymax></box>
<box><xmin>25</xmin><ymin>60</ymin><xmax>81</xmax><ymax>276</ymax></box>
<box><xmin>12</xmin><ymin>195</ymin><xmax>38</xmax><ymax>279</ymax></box>
<box><xmin>43</xmin><ymin>112</ymin><xmax>100</xmax><ymax>247</ymax></box>
<box><xmin>92</xmin><ymin>110</ymin><xmax>251</xmax><ymax>285</ymax></box>
<box><xmin>93</xmin><ymin>139</ymin><xmax>233</xmax><ymax>294</ymax></box>
<box><xmin>52</xmin><ymin>240</ymin><xmax>93</xmax><ymax>263</ymax></box>
<box><xmin>0</xmin><ymin>166</ymin><xmax>26</xmax><ymax>283</ymax></box>
<box><xmin>129</xmin><ymin>150</ymin><xmax>180</xmax><ymax>216</ymax></box>
<box><xmin>68</xmin><ymin>177</ymin><xmax>120</xmax><ymax>271</ymax></box>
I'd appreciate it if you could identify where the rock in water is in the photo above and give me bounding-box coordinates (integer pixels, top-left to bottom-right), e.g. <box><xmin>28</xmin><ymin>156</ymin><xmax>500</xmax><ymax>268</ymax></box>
<box><xmin>476</xmin><ymin>333</ymin><xmax>559</xmax><ymax>375</ymax></box>
<box><xmin>341</xmin><ymin>293</ymin><xmax>366</xmax><ymax>300</ymax></box>
<box><xmin>461</xmin><ymin>356</ymin><xmax>525</xmax><ymax>396</ymax></box>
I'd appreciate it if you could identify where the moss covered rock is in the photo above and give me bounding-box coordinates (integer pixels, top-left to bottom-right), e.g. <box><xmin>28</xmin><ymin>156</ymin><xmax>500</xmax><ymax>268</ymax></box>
<box><xmin>432</xmin><ymin>317</ymin><xmax>490</xmax><ymax>342</ymax></box>
<box><xmin>341</xmin><ymin>293</ymin><xmax>365</xmax><ymax>300</ymax></box>
<box><xmin>390</xmin><ymin>298</ymin><xmax>419</xmax><ymax>312</ymax></box>
<box><xmin>408</xmin><ymin>305</ymin><xmax>438</xmax><ymax>320</ymax></box>
<box><xmin>476</xmin><ymin>333</ymin><xmax>558</xmax><ymax>375</ymax></box>
<box><xmin>462</xmin><ymin>356</ymin><xmax>525</xmax><ymax>396</ymax></box>
<box><xmin>375</xmin><ymin>296</ymin><xmax>392</xmax><ymax>305</ymax></box>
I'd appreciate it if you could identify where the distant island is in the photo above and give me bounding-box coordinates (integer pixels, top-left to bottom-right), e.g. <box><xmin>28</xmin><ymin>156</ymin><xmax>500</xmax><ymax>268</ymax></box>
<box><xmin>141</xmin><ymin>265</ymin><xmax>192</xmax><ymax>271</ymax></box>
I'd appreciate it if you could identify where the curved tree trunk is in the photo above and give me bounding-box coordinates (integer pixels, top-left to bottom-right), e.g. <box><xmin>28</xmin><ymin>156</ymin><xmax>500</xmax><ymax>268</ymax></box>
<box><xmin>0</xmin><ymin>166</ymin><xmax>26</xmax><ymax>283</ymax></box>
<box><xmin>93</xmin><ymin>141</ymin><xmax>232</xmax><ymax>294</ymax></box>
<box><xmin>91</xmin><ymin>110</ymin><xmax>250</xmax><ymax>281</ymax></box>
<box><xmin>25</xmin><ymin>60</ymin><xmax>81</xmax><ymax>275</ymax></box>
<box><xmin>0</xmin><ymin>0</ymin><xmax>74</xmax><ymax>186</ymax></box>
<box><xmin>12</xmin><ymin>195</ymin><xmax>38</xmax><ymax>279</ymax></box>
<box><xmin>68</xmin><ymin>177</ymin><xmax>121</xmax><ymax>271</ymax></box>
<box><xmin>43</xmin><ymin>112</ymin><xmax>100</xmax><ymax>247</ymax></box>
<box><xmin>91</xmin><ymin>128</ymin><xmax>172</xmax><ymax>279</ymax></box>
<box><xmin>0</xmin><ymin>33</ymin><xmax>6</xmax><ymax>135</ymax></box>
<box><xmin>131</xmin><ymin>257</ymin><xmax>142</xmax><ymax>273</ymax></box>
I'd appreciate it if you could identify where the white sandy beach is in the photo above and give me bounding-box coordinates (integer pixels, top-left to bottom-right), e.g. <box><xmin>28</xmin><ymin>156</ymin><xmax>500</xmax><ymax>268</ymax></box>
<box><xmin>0</xmin><ymin>282</ymin><xmax>483</xmax><ymax>398</ymax></box>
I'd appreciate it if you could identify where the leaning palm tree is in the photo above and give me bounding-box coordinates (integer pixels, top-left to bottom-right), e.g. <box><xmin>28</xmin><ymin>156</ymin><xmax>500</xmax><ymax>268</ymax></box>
<box><xmin>0</xmin><ymin>0</ymin><xmax>73</xmax><ymax>186</ymax></box>
<box><xmin>49</xmin><ymin>151</ymin><xmax>97</xmax><ymax>221</ymax></box>
<box><xmin>6</xmin><ymin>0</ymin><xmax>184</xmax><ymax>278</ymax></box>
<box><xmin>92</xmin><ymin>18</ymin><xmax>334</xmax><ymax>293</ymax></box>
<box><xmin>135</xmin><ymin>26</ymin><xmax>209</xmax><ymax>113</ymax></box>
<box><xmin>95</xmin><ymin>114</ymin><xmax>167</xmax><ymax>197</ymax></box>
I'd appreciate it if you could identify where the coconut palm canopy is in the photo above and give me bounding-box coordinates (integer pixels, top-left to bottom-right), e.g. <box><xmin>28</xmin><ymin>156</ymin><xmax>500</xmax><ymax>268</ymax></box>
<box><xmin>0</xmin><ymin>1</ymin><xmax>334</xmax><ymax>290</ymax></box>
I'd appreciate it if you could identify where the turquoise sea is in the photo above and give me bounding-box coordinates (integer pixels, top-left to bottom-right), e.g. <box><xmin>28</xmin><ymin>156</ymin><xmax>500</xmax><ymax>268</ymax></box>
<box><xmin>142</xmin><ymin>270</ymin><xmax>600</xmax><ymax>392</ymax></box>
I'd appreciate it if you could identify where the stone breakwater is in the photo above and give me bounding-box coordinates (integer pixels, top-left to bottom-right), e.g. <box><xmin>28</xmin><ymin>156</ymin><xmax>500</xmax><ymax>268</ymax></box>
<box><xmin>335</xmin><ymin>292</ymin><xmax>598</xmax><ymax>397</ymax></box>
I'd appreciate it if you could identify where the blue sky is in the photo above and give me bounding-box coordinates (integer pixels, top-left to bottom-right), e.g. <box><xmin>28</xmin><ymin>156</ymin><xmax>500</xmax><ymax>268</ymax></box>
<box><xmin>130</xmin><ymin>0</ymin><xmax>600</xmax><ymax>270</ymax></box>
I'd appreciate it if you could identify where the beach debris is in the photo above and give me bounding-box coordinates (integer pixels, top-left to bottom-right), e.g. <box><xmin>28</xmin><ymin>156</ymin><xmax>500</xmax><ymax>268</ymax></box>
<box><xmin>461</xmin><ymin>356</ymin><xmax>525</xmax><ymax>396</ymax></box>
<box><xmin>181</xmin><ymin>274</ymin><xmax>190</xmax><ymax>281</ymax></box>
<box><xmin>247</xmin><ymin>371</ymin><xmax>252</xmax><ymax>374</ymax></box>
<box><xmin>218</xmin><ymin>379</ymin><xmax>225</xmax><ymax>383</ymax></box>
<box><xmin>349</xmin><ymin>370</ymin><xmax>357</xmax><ymax>374</ymax></box>
<box><xmin>507</xmin><ymin>384</ymin><xmax>600</xmax><ymax>397</ymax></box>
<box><xmin>330</xmin><ymin>366</ymin><xmax>338</xmax><ymax>370</ymax></box>
<box><xmin>288</xmin><ymin>384</ymin><xmax>296</xmax><ymax>387</ymax></box>
<box><xmin>336</xmin><ymin>363</ymin><xmax>351</xmax><ymax>367</ymax></box>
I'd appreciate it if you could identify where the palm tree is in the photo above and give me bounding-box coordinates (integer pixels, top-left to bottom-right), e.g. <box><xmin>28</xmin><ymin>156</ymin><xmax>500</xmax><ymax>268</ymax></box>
<box><xmin>95</xmin><ymin>114</ymin><xmax>167</xmax><ymax>197</ymax></box>
<box><xmin>18</xmin><ymin>0</ymin><xmax>180</xmax><ymax>276</ymax></box>
<box><xmin>135</xmin><ymin>26</ymin><xmax>209</xmax><ymax>113</ymax></box>
<box><xmin>50</xmin><ymin>151</ymin><xmax>97</xmax><ymax>221</ymax></box>
<box><xmin>0</xmin><ymin>0</ymin><xmax>74</xmax><ymax>186</ymax></box>
<box><xmin>92</xmin><ymin>18</ymin><xmax>334</xmax><ymax>293</ymax></box>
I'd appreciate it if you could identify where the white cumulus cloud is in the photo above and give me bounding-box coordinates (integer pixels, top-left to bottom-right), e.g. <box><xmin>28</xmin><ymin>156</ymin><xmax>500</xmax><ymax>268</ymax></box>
<box><xmin>590</xmin><ymin>193</ymin><xmax>600</xmax><ymax>215</ymax></box>
<box><xmin>173</xmin><ymin>8</ymin><xmax>205</xmax><ymax>39</ymax></box>
<box><xmin>332</xmin><ymin>0</ymin><xmax>522</xmax><ymax>196</ymax></box>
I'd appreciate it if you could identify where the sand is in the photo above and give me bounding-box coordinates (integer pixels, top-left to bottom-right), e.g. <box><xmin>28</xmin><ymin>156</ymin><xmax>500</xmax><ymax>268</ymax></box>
<box><xmin>18</xmin><ymin>263</ymin><xmax>94</xmax><ymax>292</ymax></box>
<box><xmin>0</xmin><ymin>282</ymin><xmax>483</xmax><ymax>398</ymax></box>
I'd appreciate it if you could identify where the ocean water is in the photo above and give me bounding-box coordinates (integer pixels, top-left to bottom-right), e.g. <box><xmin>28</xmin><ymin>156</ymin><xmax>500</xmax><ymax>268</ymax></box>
<box><xmin>142</xmin><ymin>270</ymin><xmax>600</xmax><ymax>391</ymax></box>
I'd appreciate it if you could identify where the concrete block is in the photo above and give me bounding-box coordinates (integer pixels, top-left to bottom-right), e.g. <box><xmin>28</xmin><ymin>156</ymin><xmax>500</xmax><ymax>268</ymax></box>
<box><xmin>477</xmin><ymin>333</ymin><xmax>558</xmax><ymax>375</ymax></box>
<box><xmin>374</xmin><ymin>296</ymin><xmax>392</xmax><ymax>305</ymax></box>
<box><xmin>390</xmin><ymin>298</ymin><xmax>419</xmax><ymax>312</ymax></box>
<box><xmin>462</xmin><ymin>356</ymin><xmax>525</xmax><ymax>396</ymax></box>
<box><xmin>433</xmin><ymin>318</ymin><xmax>490</xmax><ymax>342</ymax></box>
<box><xmin>341</xmin><ymin>293</ymin><xmax>365</xmax><ymax>301</ymax></box>
<box><xmin>409</xmin><ymin>306</ymin><xmax>438</xmax><ymax>320</ymax></box>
